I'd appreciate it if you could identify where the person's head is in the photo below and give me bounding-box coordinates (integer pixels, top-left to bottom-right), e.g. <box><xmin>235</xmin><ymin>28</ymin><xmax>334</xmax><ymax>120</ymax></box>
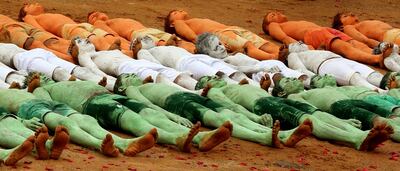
<box><xmin>195</xmin><ymin>76</ymin><xmax>227</xmax><ymax>90</ymax></box>
<box><xmin>164</xmin><ymin>9</ymin><xmax>189</xmax><ymax>34</ymax></box>
<box><xmin>332</xmin><ymin>12</ymin><xmax>359</xmax><ymax>31</ymax></box>
<box><xmin>271</xmin><ymin>76</ymin><xmax>304</xmax><ymax>98</ymax></box>
<box><xmin>19</xmin><ymin>3</ymin><xmax>45</xmax><ymax>21</ymax></box>
<box><xmin>114</xmin><ymin>73</ymin><xmax>144</xmax><ymax>94</ymax></box>
<box><xmin>310</xmin><ymin>75</ymin><xmax>337</xmax><ymax>88</ymax></box>
<box><xmin>87</xmin><ymin>11</ymin><xmax>109</xmax><ymax>24</ymax></box>
<box><xmin>262</xmin><ymin>11</ymin><xmax>288</xmax><ymax>34</ymax></box>
<box><xmin>195</xmin><ymin>33</ymin><xmax>228</xmax><ymax>59</ymax></box>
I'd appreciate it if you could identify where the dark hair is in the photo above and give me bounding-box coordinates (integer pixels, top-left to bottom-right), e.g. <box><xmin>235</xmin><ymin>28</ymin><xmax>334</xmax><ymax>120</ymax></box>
<box><xmin>87</xmin><ymin>11</ymin><xmax>97</xmax><ymax>22</ymax></box>
<box><xmin>271</xmin><ymin>80</ymin><xmax>286</xmax><ymax>97</ymax></box>
<box><xmin>18</xmin><ymin>6</ymin><xmax>27</xmax><ymax>21</ymax></box>
<box><xmin>164</xmin><ymin>10</ymin><xmax>178</xmax><ymax>34</ymax></box>
<box><xmin>195</xmin><ymin>32</ymin><xmax>214</xmax><ymax>54</ymax></box>
<box><xmin>262</xmin><ymin>12</ymin><xmax>271</xmax><ymax>34</ymax></box>
<box><xmin>332</xmin><ymin>12</ymin><xmax>344</xmax><ymax>31</ymax></box>
<box><xmin>379</xmin><ymin>72</ymin><xmax>395</xmax><ymax>89</ymax></box>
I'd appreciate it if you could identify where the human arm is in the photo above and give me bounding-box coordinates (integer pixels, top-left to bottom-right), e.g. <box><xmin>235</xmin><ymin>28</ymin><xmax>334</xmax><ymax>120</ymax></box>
<box><xmin>22</xmin><ymin>15</ymin><xmax>46</xmax><ymax>30</ymax></box>
<box><xmin>137</xmin><ymin>49</ymin><xmax>161</xmax><ymax>64</ymax></box>
<box><xmin>77</xmin><ymin>52</ymin><xmax>110</xmax><ymax>77</ymax></box>
<box><xmin>173</xmin><ymin>20</ymin><xmax>198</xmax><ymax>43</ymax></box>
<box><xmin>343</xmin><ymin>25</ymin><xmax>379</xmax><ymax>48</ymax></box>
<box><xmin>32</xmin><ymin>87</ymin><xmax>53</xmax><ymax>101</ymax></box>
<box><xmin>93</xmin><ymin>21</ymin><xmax>119</xmax><ymax>36</ymax></box>
<box><xmin>268</xmin><ymin>22</ymin><xmax>297</xmax><ymax>45</ymax></box>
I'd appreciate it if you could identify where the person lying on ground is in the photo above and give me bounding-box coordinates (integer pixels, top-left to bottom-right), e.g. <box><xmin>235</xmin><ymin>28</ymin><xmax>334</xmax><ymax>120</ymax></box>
<box><xmin>272</xmin><ymin>75</ymin><xmax>398</xmax><ymax>144</ymax></box>
<box><xmin>262</xmin><ymin>11</ymin><xmax>396</xmax><ymax>68</ymax></box>
<box><xmin>332</xmin><ymin>12</ymin><xmax>400</xmax><ymax>48</ymax></box>
<box><xmin>0</xmin><ymin>43</ymin><xmax>116</xmax><ymax>90</ymax></box>
<box><xmin>29</xmin><ymin>74</ymin><xmax>231</xmax><ymax>152</ymax></box>
<box><xmin>116</xmin><ymin>73</ymin><xmax>307</xmax><ymax>148</ymax></box>
<box><xmin>195</xmin><ymin>32</ymin><xmax>308</xmax><ymax>86</ymax></box>
<box><xmin>0</xmin><ymin>14</ymin><xmax>73</xmax><ymax>62</ymax></box>
<box><xmin>87</xmin><ymin>11</ymin><xmax>195</xmax><ymax>53</ymax></box>
<box><xmin>71</xmin><ymin>37</ymin><xmax>197</xmax><ymax>90</ymax></box>
<box><xmin>133</xmin><ymin>35</ymin><xmax>259</xmax><ymax>87</ymax></box>
<box><xmin>18</xmin><ymin>3</ymin><xmax>132</xmax><ymax>56</ymax></box>
<box><xmin>165</xmin><ymin>10</ymin><xmax>280</xmax><ymax>60</ymax></box>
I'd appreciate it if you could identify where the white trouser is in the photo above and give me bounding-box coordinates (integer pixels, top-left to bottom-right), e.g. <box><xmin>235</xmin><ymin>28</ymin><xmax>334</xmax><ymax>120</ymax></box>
<box><xmin>118</xmin><ymin>60</ymin><xmax>181</xmax><ymax>81</ymax></box>
<box><xmin>177</xmin><ymin>57</ymin><xmax>221</xmax><ymax>80</ymax></box>
<box><xmin>0</xmin><ymin>64</ymin><xmax>15</xmax><ymax>81</ymax></box>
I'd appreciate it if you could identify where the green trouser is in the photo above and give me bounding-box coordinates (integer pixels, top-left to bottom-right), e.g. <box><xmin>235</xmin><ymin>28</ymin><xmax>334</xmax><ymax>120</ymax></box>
<box><xmin>330</xmin><ymin>99</ymin><xmax>390</xmax><ymax>130</ymax></box>
<box><xmin>363</xmin><ymin>95</ymin><xmax>400</xmax><ymax>115</ymax></box>
<box><xmin>164</xmin><ymin>92</ymin><xmax>223</xmax><ymax>123</ymax></box>
<box><xmin>83</xmin><ymin>93</ymin><xmax>148</xmax><ymax>129</ymax></box>
<box><xmin>254</xmin><ymin>97</ymin><xmax>318</xmax><ymax>129</ymax></box>
<box><xmin>17</xmin><ymin>99</ymin><xmax>78</xmax><ymax>122</ymax></box>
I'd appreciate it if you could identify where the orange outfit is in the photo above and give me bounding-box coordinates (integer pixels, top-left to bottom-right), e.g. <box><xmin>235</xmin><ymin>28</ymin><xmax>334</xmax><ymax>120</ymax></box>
<box><xmin>304</xmin><ymin>27</ymin><xmax>352</xmax><ymax>50</ymax></box>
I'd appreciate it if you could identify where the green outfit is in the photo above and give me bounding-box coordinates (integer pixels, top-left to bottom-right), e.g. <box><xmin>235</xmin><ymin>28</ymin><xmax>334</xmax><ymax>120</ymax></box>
<box><xmin>206</xmin><ymin>84</ymin><xmax>317</xmax><ymax>129</ymax></box>
<box><xmin>0</xmin><ymin>89</ymin><xmax>78</xmax><ymax>122</ymax></box>
<box><xmin>125</xmin><ymin>83</ymin><xmax>222</xmax><ymax>123</ymax></box>
<box><xmin>33</xmin><ymin>81</ymin><xmax>149</xmax><ymax>128</ymax></box>
<box><xmin>288</xmin><ymin>87</ymin><xmax>391</xmax><ymax>130</ymax></box>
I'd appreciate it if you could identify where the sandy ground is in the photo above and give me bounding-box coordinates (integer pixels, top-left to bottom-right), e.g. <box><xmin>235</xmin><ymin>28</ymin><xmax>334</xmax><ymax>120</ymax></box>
<box><xmin>1</xmin><ymin>0</ymin><xmax>400</xmax><ymax>170</ymax></box>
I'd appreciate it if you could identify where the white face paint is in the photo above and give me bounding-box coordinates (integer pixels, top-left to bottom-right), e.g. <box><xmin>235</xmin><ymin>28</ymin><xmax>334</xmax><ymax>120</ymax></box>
<box><xmin>140</xmin><ymin>35</ymin><xmax>156</xmax><ymax>49</ymax></box>
<box><xmin>75</xmin><ymin>38</ymin><xmax>96</xmax><ymax>53</ymax></box>
<box><xmin>206</xmin><ymin>36</ymin><xmax>228</xmax><ymax>59</ymax></box>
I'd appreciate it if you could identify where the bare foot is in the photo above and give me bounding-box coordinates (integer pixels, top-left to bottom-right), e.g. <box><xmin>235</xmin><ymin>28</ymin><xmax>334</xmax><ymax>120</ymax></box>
<box><xmin>68</xmin><ymin>39</ymin><xmax>79</xmax><ymax>59</ymax></box>
<box><xmin>199</xmin><ymin>121</ymin><xmax>232</xmax><ymax>152</ymax></box>
<box><xmin>27</xmin><ymin>73</ymin><xmax>41</xmax><ymax>93</ymax></box>
<box><xmin>101</xmin><ymin>134</ymin><xmax>119</xmax><ymax>157</ymax></box>
<box><xmin>108</xmin><ymin>39</ymin><xmax>121</xmax><ymax>50</ymax></box>
<box><xmin>4</xmin><ymin>136</ymin><xmax>35</xmax><ymax>166</ymax></box>
<box><xmin>165</xmin><ymin>34</ymin><xmax>178</xmax><ymax>46</ymax></box>
<box><xmin>131</xmin><ymin>38</ymin><xmax>142</xmax><ymax>59</ymax></box>
<box><xmin>359</xmin><ymin>123</ymin><xmax>393</xmax><ymax>151</ymax></box>
<box><xmin>8</xmin><ymin>82</ymin><xmax>21</xmax><ymax>89</ymax></box>
<box><xmin>271</xmin><ymin>120</ymin><xmax>281</xmax><ymax>148</ymax></box>
<box><xmin>98</xmin><ymin>77</ymin><xmax>107</xmax><ymax>87</ymax></box>
<box><xmin>380</xmin><ymin>43</ymin><xmax>394</xmax><ymax>68</ymax></box>
<box><xmin>238</xmin><ymin>79</ymin><xmax>249</xmax><ymax>85</ymax></box>
<box><xmin>23</xmin><ymin>37</ymin><xmax>34</xmax><ymax>49</ymax></box>
<box><xmin>35</xmin><ymin>126</ymin><xmax>49</xmax><ymax>160</ymax></box>
<box><xmin>142</xmin><ymin>76</ymin><xmax>154</xmax><ymax>84</ymax></box>
<box><xmin>284</xmin><ymin>119</ymin><xmax>313</xmax><ymax>147</ymax></box>
<box><xmin>259</xmin><ymin>74</ymin><xmax>271</xmax><ymax>91</ymax></box>
<box><xmin>50</xmin><ymin>126</ymin><xmax>70</xmax><ymax>159</ymax></box>
<box><xmin>124</xmin><ymin>128</ymin><xmax>158</xmax><ymax>157</ymax></box>
<box><xmin>176</xmin><ymin>122</ymin><xmax>201</xmax><ymax>152</ymax></box>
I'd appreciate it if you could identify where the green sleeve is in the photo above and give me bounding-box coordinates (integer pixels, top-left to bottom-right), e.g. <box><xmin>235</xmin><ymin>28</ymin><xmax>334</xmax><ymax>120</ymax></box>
<box><xmin>32</xmin><ymin>87</ymin><xmax>53</xmax><ymax>101</ymax></box>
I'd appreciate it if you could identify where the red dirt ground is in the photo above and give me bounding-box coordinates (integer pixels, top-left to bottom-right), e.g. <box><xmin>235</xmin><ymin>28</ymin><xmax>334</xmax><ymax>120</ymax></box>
<box><xmin>0</xmin><ymin>0</ymin><xmax>400</xmax><ymax>170</ymax></box>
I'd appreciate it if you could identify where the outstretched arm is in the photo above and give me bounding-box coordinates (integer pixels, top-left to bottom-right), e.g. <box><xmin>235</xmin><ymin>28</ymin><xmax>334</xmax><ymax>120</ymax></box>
<box><xmin>23</xmin><ymin>15</ymin><xmax>45</xmax><ymax>30</ymax></box>
<box><xmin>77</xmin><ymin>52</ymin><xmax>110</xmax><ymax>77</ymax></box>
<box><xmin>268</xmin><ymin>22</ymin><xmax>297</xmax><ymax>45</ymax></box>
<box><xmin>343</xmin><ymin>25</ymin><xmax>379</xmax><ymax>48</ymax></box>
<box><xmin>173</xmin><ymin>20</ymin><xmax>198</xmax><ymax>42</ymax></box>
<box><xmin>92</xmin><ymin>21</ymin><xmax>119</xmax><ymax>36</ymax></box>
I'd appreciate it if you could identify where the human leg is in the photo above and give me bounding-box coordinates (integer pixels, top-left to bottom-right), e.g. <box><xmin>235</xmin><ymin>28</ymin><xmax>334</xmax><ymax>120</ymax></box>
<box><xmin>0</xmin><ymin>136</ymin><xmax>34</xmax><ymax>166</ymax></box>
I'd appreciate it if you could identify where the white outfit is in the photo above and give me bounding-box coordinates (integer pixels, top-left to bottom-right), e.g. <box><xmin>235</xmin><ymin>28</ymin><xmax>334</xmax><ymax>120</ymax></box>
<box><xmin>288</xmin><ymin>50</ymin><xmax>376</xmax><ymax>85</ymax></box>
<box><xmin>140</xmin><ymin>46</ymin><xmax>239</xmax><ymax>80</ymax></box>
<box><xmin>0</xmin><ymin>62</ymin><xmax>15</xmax><ymax>81</ymax></box>
<box><xmin>222</xmin><ymin>53</ymin><xmax>304</xmax><ymax>82</ymax></box>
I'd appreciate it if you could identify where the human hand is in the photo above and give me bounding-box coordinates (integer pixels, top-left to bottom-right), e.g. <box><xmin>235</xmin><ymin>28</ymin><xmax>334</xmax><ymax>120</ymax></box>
<box><xmin>344</xmin><ymin>119</ymin><xmax>362</xmax><ymax>129</ymax></box>
<box><xmin>258</xmin><ymin>114</ymin><xmax>273</xmax><ymax>128</ymax></box>
<box><xmin>173</xmin><ymin>116</ymin><xmax>194</xmax><ymax>128</ymax></box>
<box><xmin>22</xmin><ymin>117</ymin><xmax>44</xmax><ymax>131</ymax></box>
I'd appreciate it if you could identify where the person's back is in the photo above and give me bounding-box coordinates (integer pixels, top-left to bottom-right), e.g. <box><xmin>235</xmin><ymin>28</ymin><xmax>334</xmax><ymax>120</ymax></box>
<box><xmin>0</xmin><ymin>89</ymin><xmax>36</xmax><ymax>113</ymax></box>
<box><xmin>34</xmin><ymin>81</ymin><xmax>109</xmax><ymax>112</ymax></box>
